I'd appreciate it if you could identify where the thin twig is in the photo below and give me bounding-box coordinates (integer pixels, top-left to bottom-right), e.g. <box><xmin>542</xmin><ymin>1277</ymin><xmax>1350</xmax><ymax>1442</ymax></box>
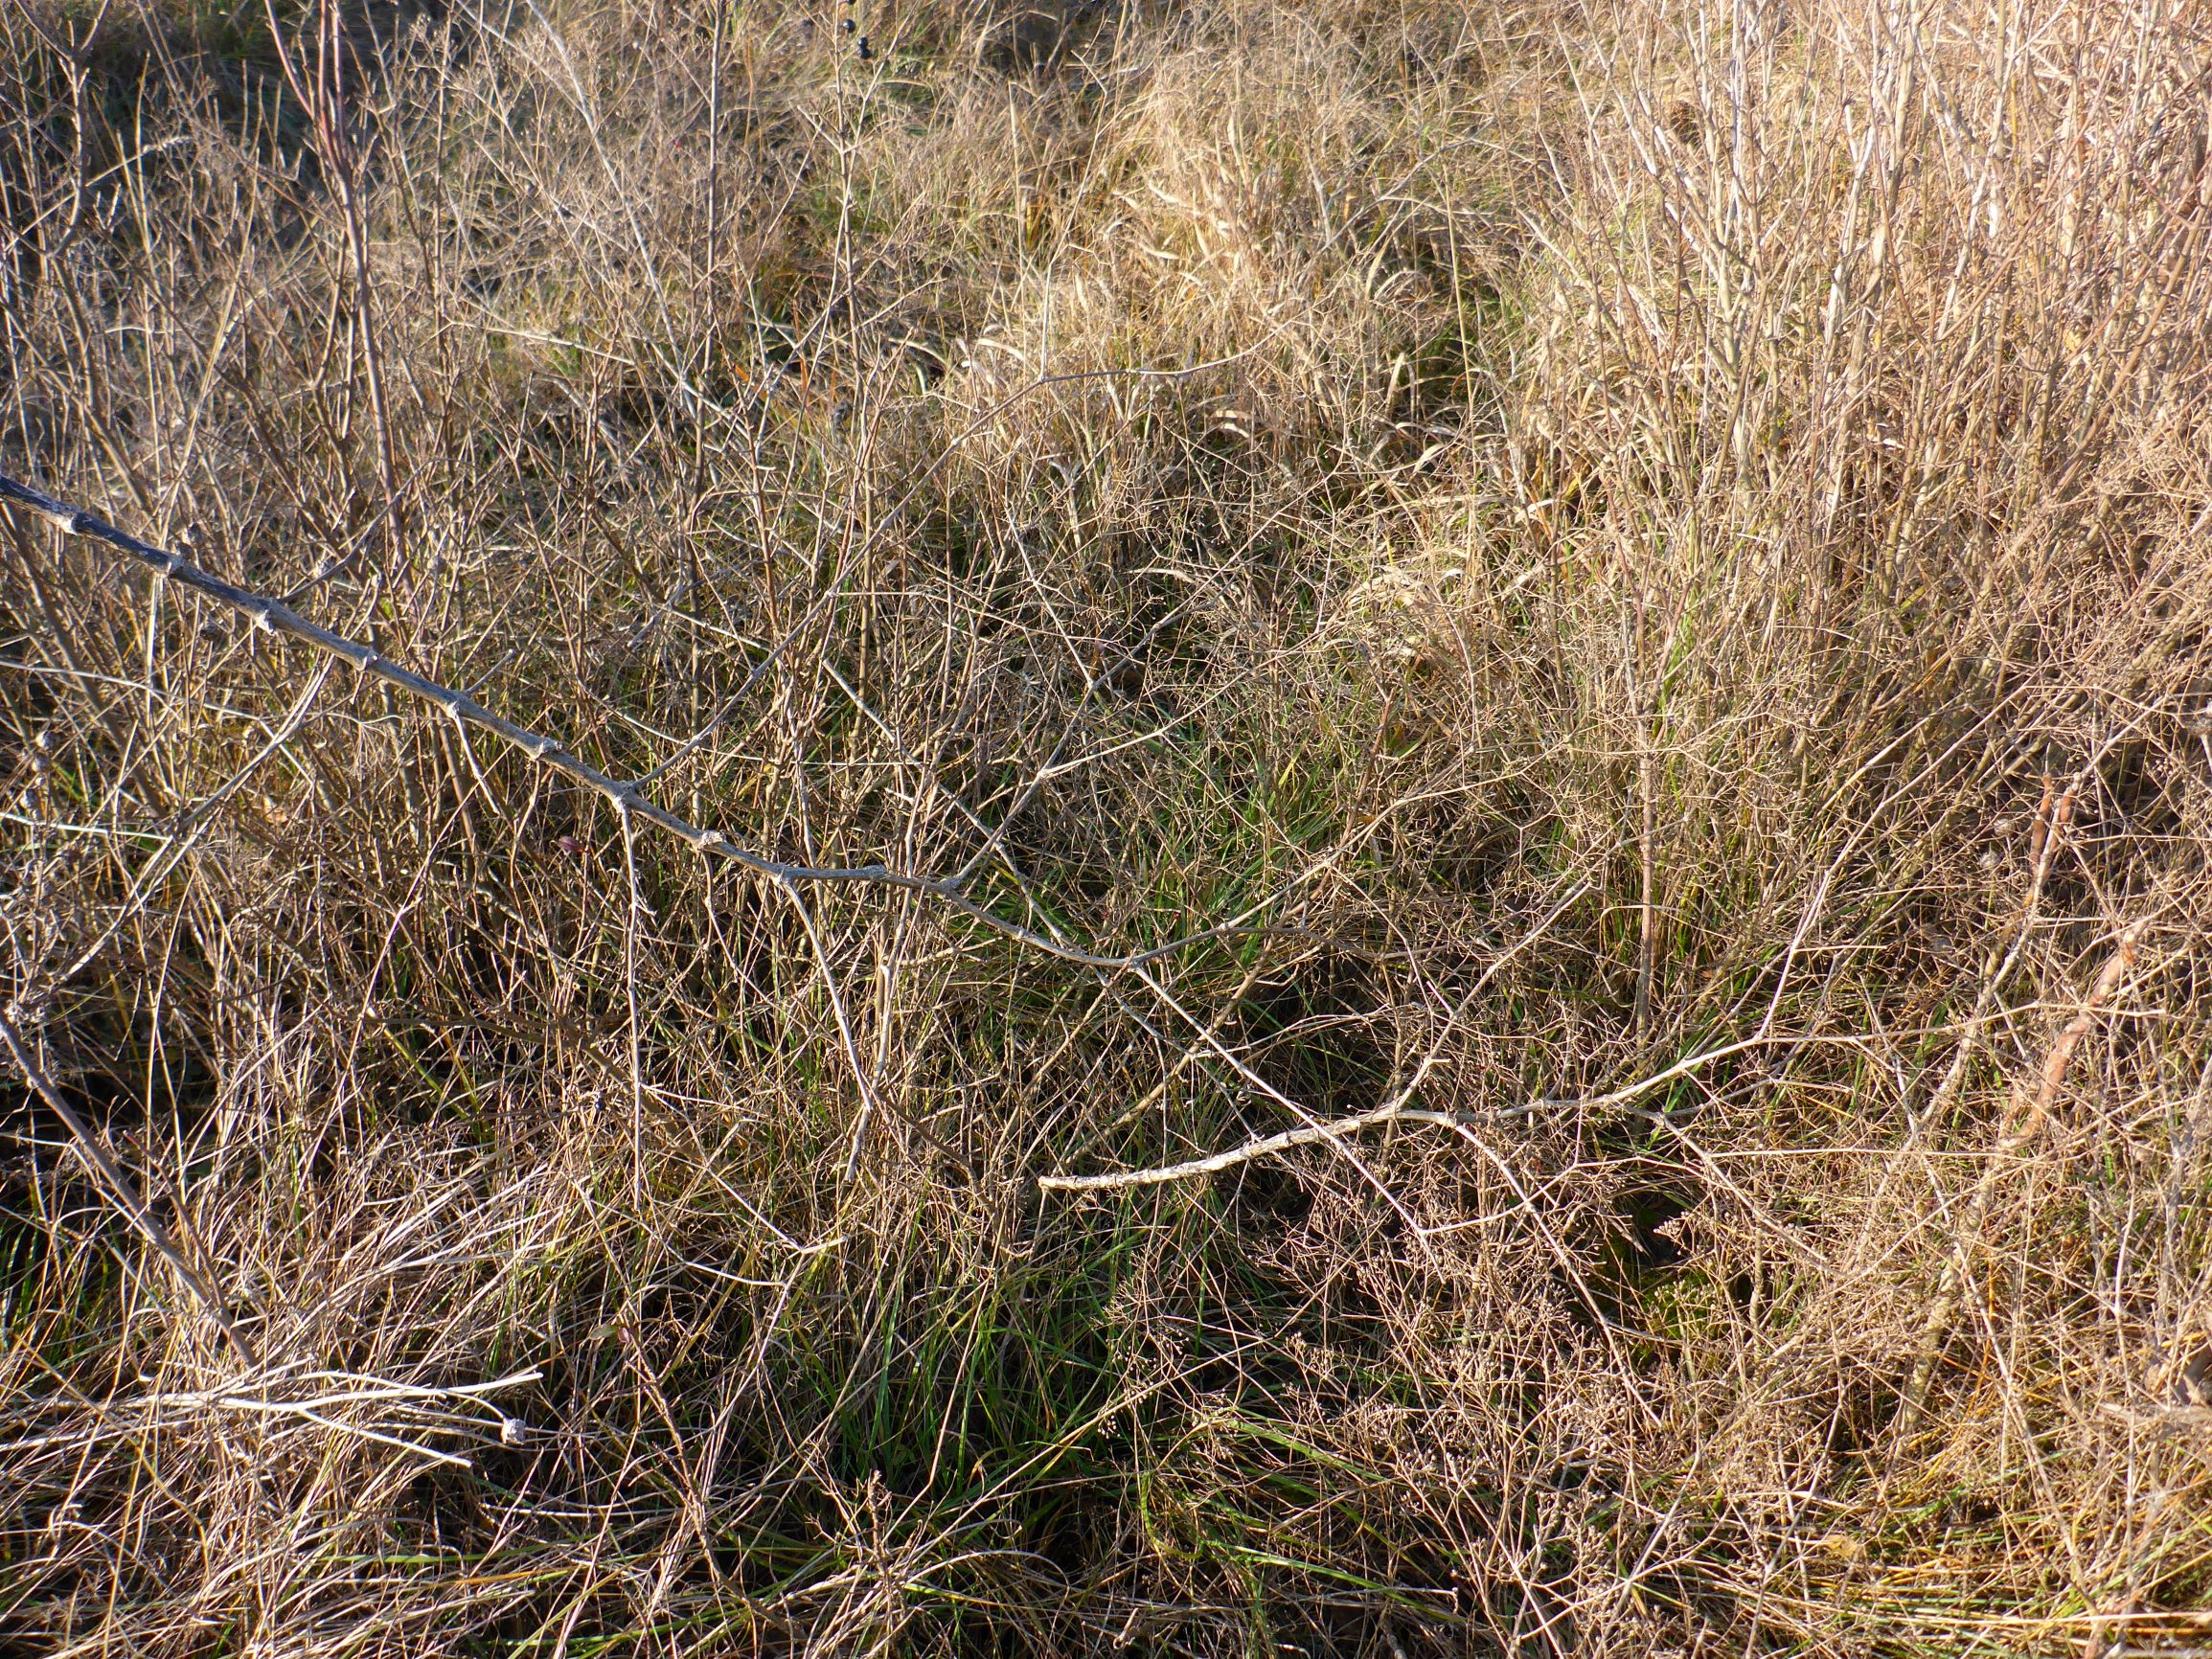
<box><xmin>1037</xmin><ymin>1057</ymin><xmax>1448</xmax><ymax>1193</ymax></box>
<box><xmin>1037</xmin><ymin>877</ymin><xmax>1597</xmax><ymax>1193</ymax></box>
<box><xmin>0</xmin><ymin>1005</ymin><xmax>259</xmax><ymax>1366</ymax></box>
<box><xmin>1038</xmin><ymin>1023</ymin><xmax>1821</xmax><ymax>1194</ymax></box>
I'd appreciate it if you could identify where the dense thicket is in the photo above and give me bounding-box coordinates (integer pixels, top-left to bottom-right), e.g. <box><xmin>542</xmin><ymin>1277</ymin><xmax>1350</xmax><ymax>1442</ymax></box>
<box><xmin>4</xmin><ymin>0</ymin><xmax>2211</xmax><ymax>1650</ymax></box>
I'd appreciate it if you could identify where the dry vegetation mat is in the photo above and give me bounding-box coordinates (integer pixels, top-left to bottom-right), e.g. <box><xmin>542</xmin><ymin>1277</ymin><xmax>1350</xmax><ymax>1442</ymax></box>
<box><xmin>4</xmin><ymin>0</ymin><xmax>2212</xmax><ymax>1651</ymax></box>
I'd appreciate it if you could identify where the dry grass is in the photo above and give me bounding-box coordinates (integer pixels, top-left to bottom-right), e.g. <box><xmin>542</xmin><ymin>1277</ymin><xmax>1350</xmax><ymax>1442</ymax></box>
<box><xmin>3</xmin><ymin>0</ymin><xmax>2212</xmax><ymax>1650</ymax></box>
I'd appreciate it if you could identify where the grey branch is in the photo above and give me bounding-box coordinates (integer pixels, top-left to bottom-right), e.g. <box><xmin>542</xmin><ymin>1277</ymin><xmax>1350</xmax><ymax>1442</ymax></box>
<box><xmin>0</xmin><ymin>472</ymin><xmax>1225</xmax><ymax>973</ymax></box>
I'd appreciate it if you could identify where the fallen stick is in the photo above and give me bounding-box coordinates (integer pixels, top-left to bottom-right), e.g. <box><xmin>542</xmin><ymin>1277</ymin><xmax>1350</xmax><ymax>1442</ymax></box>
<box><xmin>1038</xmin><ymin>1061</ymin><xmax>1449</xmax><ymax>1192</ymax></box>
<box><xmin>1038</xmin><ymin>1026</ymin><xmax>1839</xmax><ymax>1193</ymax></box>
<box><xmin>1038</xmin><ymin>881</ymin><xmax>1597</xmax><ymax>1193</ymax></box>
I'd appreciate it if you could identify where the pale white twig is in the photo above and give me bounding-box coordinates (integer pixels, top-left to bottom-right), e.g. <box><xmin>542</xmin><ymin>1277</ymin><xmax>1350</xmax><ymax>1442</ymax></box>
<box><xmin>0</xmin><ymin>1370</ymin><xmax>545</xmax><ymax>1466</ymax></box>
<box><xmin>1038</xmin><ymin>878</ymin><xmax>1602</xmax><ymax>1195</ymax></box>
<box><xmin>1037</xmin><ymin>1057</ymin><xmax>1448</xmax><ymax>1192</ymax></box>
<box><xmin>1038</xmin><ymin>1030</ymin><xmax>1857</xmax><ymax>1193</ymax></box>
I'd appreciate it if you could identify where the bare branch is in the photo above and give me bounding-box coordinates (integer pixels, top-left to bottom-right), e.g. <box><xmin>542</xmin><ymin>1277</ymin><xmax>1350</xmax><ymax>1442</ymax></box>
<box><xmin>0</xmin><ymin>471</ymin><xmax>1242</xmax><ymax>974</ymax></box>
